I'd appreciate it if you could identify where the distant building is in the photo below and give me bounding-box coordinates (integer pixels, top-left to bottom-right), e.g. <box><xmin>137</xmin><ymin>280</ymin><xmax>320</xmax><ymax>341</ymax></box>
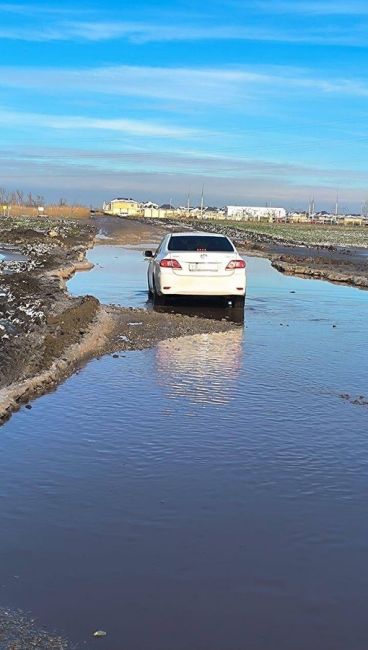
<box><xmin>143</xmin><ymin>207</ymin><xmax>177</xmax><ymax>219</ymax></box>
<box><xmin>142</xmin><ymin>201</ymin><xmax>159</xmax><ymax>210</ymax></box>
<box><xmin>226</xmin><ymin>206</ymin><xmax>287</xmax><ymax>222</ymax></box>
<box><xmin>103</xmin><ymin>198</ymin><xmax>142</xmax><ymax>217</ymax></box>
<box><xmin>187</xmin><ymin>207</ymin><xmax>226</xmax><ymax>220</ymax></box>
<box><xmin>340</xmin><ymin>215</ymin><xmax>365</xmax><ymax>226</ymax></box>
<box><xmin>288</xmin><ymin>212</ymin><xmax>310</xmax><ymax>223</ymax></box>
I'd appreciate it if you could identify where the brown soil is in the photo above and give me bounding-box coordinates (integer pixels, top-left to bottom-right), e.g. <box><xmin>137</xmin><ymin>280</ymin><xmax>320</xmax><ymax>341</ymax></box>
<box><xmin>42</xmin><ymin>295</ymin><xmax>100</xmax><ymax>367</ymax></box>
<box><xmin>0</xmin><ymin>218</ymin><xmax>97</xmax><ymax>396</ymax></box>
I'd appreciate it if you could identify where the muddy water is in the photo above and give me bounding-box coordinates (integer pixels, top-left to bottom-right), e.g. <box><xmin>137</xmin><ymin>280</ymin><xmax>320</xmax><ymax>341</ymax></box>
<box><xmin>69</xmin><ymin>245</ymin><xmax>151</xmax><ymax>308</ymax></box>
<box><xmin>0</xmin><ymin>248</ymin><xmax>27</xmax><ymax>262</ymax></box>
<box><xmin>1</xmin><ymin>246</ymin><xmax>368</xmax><ymax>650</ymax></box>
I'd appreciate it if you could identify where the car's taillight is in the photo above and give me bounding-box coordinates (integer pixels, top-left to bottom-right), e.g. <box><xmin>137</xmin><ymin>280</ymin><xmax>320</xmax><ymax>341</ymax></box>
<box><xmin>225</xmin><ymin>259</ymin><xmax>246</xmax><ymax>270</ymax></box>
<box><xmin>160</xmin><ymin>258</ymin><xmax>182</xmax><ymax>269</ymax></box>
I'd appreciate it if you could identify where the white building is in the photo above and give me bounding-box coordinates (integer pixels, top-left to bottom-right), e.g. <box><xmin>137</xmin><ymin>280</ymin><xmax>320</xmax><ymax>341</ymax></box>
<box><xmin>103</xmin><ymin>198</ymin><xmax>142</xmax><ymax>216</ymax></box>
<box><xmin>142</xmin><ymin>201</ymin><xmax>159</xmax><ymax>210</ymax></box>
<box><xmin>143</xmin><ymin>207</ymin><xmax>176</xmax><ymax>219</ymax></box>
<box><xmin>226</xmin><ymin>206</ymin><xmax>287</xmax><ymax>221</ymax></box>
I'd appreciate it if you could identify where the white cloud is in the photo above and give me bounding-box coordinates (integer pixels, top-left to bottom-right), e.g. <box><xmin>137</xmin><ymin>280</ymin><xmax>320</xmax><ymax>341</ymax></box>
<box><xmin>0</xmin><ymin>108</ymin><xmax>198</xmax><ymax>138</ymax></box>
<box><xmin>0</xmin><ymin>154</ymin><xmax>365</xmax><ymax>210</ymax></box>
<box><xmin>0</xmin><ymin>19</ymin><xmax>367</xmax><ymax>46</ymax></box>
<box><xmin>0</xmin><ymin>65</ymin><xmax>250</xmax><ymax>104</ymax></box>
<box><xmin>257</xmin><ymin>1</ymin><xmax>368</xmax><ymax>15</ymax></box>
<box><xmin>51</xmin><ymin>21</ymin><xmax>368</xmax><ymax>47</ymax></box>
<box><xmin>1</xmin><ymin>64</ymin><xmax>367</xmax><ymax>105</ymax></box>
<box><xmin>0</xmin><ymin>26</ymin><xmax>63</xmax><ymax>41</ymax></box>
<box><xmin>0</xmin><ymin>144</ymin><xmax>366</xmax><ymax>209</ymax></box>
<box><xmin>8</xmin><ymin>146</ymin><xmax>368</xmax><ymax>183</ymax></box>
<box><xmin>0</xmin><ymin>3</ymin><xmax>90</xmax><ymax>15</ymax></box>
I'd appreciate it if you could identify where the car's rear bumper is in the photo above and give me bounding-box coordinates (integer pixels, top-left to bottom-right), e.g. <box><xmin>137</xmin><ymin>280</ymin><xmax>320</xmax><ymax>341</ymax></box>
<box><xmin>156</xmin><ymin>271</ymin><xmax>246</xmax><ymax>296</ymax></box>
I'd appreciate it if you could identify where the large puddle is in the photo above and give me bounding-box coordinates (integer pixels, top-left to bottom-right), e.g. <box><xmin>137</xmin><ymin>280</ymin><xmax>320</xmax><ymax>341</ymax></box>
<box><xmin>1</xmin><ymin>244</ymin><xmax>368</xmax><ymax>649</ymax></box>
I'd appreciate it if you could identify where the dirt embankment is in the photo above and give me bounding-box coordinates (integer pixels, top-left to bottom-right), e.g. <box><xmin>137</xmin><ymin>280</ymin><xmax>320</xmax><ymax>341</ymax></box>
<box><xmin>271</xmin><ymin>255</ymin><xmax>368</xmax><ymax>287</ymax></box>
<box><xmin>0</xmin><ymin>217</ymin><xmax>98</xmax><ymax>420</ymax></box>
<box><xmin>133</xmin><ymin>216</ymin><xmax>368</xmax><ymax>289</ymax></box>
<box><xmin>0</xmin><ymin>216</ymin><xmax>237</xmax><ymax>424</ymax></box>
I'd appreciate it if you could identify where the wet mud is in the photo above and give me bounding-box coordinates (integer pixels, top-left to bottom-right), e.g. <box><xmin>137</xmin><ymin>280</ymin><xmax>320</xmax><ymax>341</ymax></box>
<box><xmin>0</xmin><ymin>218</ymin><xmax>98</xmax><ymax>415</ymax></box>
<box><xmin>271</xmin><ymin>254</ymin><xmax>368</xmax><ymax>287</ymax></box>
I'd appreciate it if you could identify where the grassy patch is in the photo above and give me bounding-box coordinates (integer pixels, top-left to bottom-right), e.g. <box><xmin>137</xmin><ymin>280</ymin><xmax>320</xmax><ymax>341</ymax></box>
<box><xmin>210</xmin><ymin>221</ymin><xmax>368</xmax><ymax>247</ymax></box>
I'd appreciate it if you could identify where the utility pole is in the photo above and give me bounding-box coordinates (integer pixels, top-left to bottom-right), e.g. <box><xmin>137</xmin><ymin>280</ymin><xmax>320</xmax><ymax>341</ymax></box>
<box><xmin>200</xmin><ymin>185</ymin><xmax>204</xmax><ymax>219</ymax></box>
<box><xmin>335</xmin><ymin>192</ymin><xmax>339</xmax><ymax>217</ymax></box>
<box><xmin>187</xmin><ymin>193</ymin><xmax>190</xmax><ymax>218</ymax></box>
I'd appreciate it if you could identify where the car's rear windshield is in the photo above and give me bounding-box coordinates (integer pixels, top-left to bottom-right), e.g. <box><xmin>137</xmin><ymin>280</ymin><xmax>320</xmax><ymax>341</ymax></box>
<box><xmin>168</xmin><ymin>235</ymin><xmax>234</xmax><ymax>252</ymax></box>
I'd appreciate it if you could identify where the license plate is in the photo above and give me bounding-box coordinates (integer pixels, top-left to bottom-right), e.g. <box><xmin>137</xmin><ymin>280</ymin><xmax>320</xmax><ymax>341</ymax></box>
<box><xmin>189</xmin><ymin>263</ymin><xmax>217</xmax><ymax>272</ymax></box>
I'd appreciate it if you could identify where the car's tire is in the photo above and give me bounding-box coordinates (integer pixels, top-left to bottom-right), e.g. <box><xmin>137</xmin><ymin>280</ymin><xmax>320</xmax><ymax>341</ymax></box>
<box><xmin>152</xmin><ymin>279</ymin><xmax>167</xmax><ymax>306</ymax></box>
<box><xmin>231</xmin><ymin>295</ymin><xmax>245</xmax><ymax>309</ymax></box>
<box><xmin>155</xmin><ymin>293</ymin><xmax>168</xmax><ymax>306</ymax></box>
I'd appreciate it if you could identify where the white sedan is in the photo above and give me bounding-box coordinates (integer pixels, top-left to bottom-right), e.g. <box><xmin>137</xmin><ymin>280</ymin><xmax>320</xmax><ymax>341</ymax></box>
<box><xmin>144</xmin><ymin>231</ymin><xmax>246</xmax><ymax>307</ymax></box>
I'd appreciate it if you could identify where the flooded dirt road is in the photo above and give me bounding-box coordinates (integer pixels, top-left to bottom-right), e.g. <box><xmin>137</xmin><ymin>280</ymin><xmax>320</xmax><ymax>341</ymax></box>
<box><xmin>1</xmin><ymin>243</ymin><xmax>368</xmax><ymax>649</ymax></box>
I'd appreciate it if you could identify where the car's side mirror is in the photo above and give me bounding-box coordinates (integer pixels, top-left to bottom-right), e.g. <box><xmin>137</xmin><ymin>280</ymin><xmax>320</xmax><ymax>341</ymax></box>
<box><xmin>144</xmin><ymin>250</ymin><xmax>153</xmax><ymax>258</ymax></box>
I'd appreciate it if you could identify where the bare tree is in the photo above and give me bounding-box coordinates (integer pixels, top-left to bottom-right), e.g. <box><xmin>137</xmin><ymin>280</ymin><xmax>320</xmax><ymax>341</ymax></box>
<box><xmin>0</xmin><ymin>187</ymin><xmax>9</xmax><ymax>204</ymax></box>
<box><xmin>26</xmin><ymin>192</ymin><xmax>35</xmax><ymax>207</ymax></box>
<box><xmin>15</xmin><ymin>189</ymin><xmax>24</xmax><ymax>205</ymax></box>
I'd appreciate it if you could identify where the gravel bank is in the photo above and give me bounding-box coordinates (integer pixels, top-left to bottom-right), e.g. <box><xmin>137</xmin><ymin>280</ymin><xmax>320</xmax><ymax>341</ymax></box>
<box><xmin>0</xmin><ymin>607</ymin><xmax>70</xmax><ymax>650</ymax></box>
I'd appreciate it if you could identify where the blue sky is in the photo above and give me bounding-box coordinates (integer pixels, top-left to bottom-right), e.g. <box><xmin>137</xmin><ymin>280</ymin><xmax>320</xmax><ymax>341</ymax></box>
<box><xmin>0</xmin><ymin>0</ymin><xmax>367</xmax><ymax>209</ymax></box>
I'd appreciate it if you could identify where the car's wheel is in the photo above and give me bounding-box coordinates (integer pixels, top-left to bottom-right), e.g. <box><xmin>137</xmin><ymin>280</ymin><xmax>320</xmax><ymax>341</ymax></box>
<box><xmin>231</xmin><ymin>295</ymin><xmax>245</xmax><ymax>309</ymax></box>
<box><xmin>152</xmin><ymin>279</ymin><xmax>167</xmax><ymax>306</ymax></box>
<box><xmin>155</xmin><ymin>293</ymin><xmax>168</xmax><ymax>306</ymax></box>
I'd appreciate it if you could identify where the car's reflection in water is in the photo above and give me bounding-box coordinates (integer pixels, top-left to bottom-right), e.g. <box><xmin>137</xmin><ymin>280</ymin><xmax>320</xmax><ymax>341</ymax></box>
<box><xmin>149</xmin><ymin>297</ymin><xmax>245</xmax><ymax>405</ymax></box>
<box><xmin>155</xmin><ymin>328</ymin><xmax>244</xmax><ymax>406</ymax></box>
<box><xmin>149</xmin><ymin>295</ymin><xmax>245</xmax><ymax>324</ymax></box>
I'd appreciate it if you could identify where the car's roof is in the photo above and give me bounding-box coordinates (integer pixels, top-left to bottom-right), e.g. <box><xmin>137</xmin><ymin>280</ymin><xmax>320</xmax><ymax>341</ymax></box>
<box><xmin>168</xmin><ymin>231</ymin><xmax>229</xmax><ymax>238</ymax></box>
